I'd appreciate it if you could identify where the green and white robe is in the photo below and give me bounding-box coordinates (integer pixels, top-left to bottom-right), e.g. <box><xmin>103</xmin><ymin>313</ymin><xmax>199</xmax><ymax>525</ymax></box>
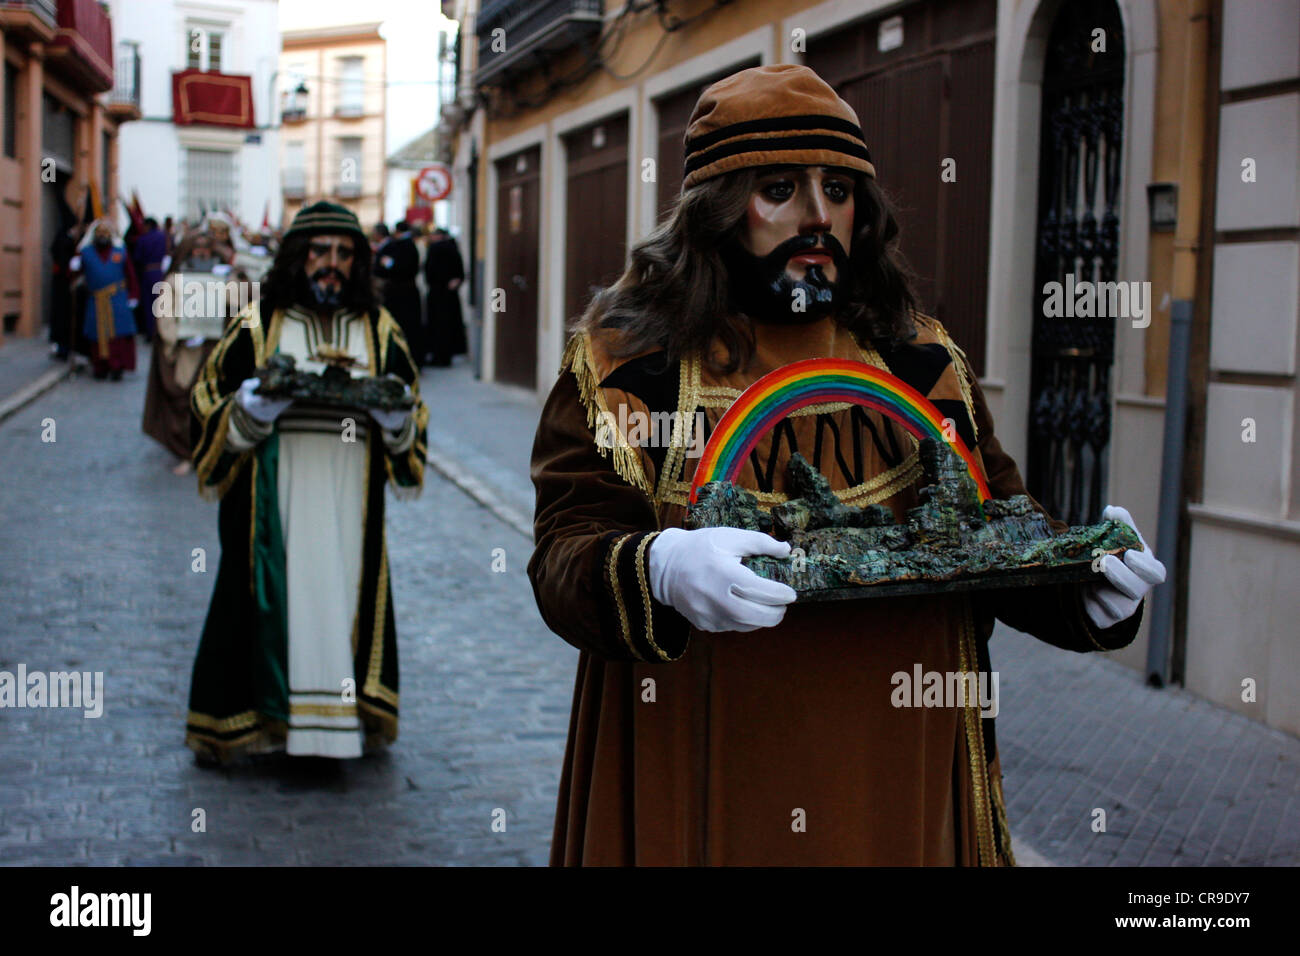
<box><xmin>185</xmin><ymin>302</ymin><xmax>429</xmax><ymax>761</ymax></box>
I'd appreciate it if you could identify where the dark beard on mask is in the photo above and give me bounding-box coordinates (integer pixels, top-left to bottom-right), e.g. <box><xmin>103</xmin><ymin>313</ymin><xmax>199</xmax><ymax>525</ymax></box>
<box><xmin>720</xmin><ymin>232</ymin><xmax>850</xmax><ymax>325</ymax></box>
<box><xmin>296</xmin><ymin>268</ymin><xmax>347</xmax><ymax>311</ymax></box>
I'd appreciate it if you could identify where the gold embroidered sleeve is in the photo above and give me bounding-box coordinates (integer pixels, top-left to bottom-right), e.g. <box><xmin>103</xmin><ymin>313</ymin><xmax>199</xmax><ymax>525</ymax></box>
<box><xmin>528</xmin><ymin>366</ymin><xmax>692</xmax><ymax>662</ymax></box>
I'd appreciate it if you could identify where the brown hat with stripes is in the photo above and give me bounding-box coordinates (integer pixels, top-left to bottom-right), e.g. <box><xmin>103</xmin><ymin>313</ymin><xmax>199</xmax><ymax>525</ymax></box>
<box><xmin>682</xmin><ymin>63</ymin><xmax>875</xmax><ymax>190</ymax></box>
<box><xmin>284</xmin><ymin>200</ymin><xmax>367</xmax><ymax>244</ymax></box>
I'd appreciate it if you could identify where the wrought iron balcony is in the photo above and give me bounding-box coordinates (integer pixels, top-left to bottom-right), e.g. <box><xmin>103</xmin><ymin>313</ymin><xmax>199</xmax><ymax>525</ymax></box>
<box><xmin>474</xmin><ymin>0</ymin><xmax>603</xmax><ymax>87</ymax></box>
<box><xmin>47</xmin><ymin>0</ymin><xmax>115</xmax><ymax>93</ymax></box>
<box><xmin>0</xmin><ymin>0</ymin><xmax>57</xmax><ymax>43</ymax></box>
<box><xmin>107</xmin><ymin>41</ymin><xmax>140</xmax><ymax>120</ymax></box>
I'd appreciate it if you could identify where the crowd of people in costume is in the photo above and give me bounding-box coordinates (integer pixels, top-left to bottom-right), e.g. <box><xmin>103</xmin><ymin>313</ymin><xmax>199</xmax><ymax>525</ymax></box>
<box><xmin>44</xmin><ymin>196</ymin><xmax>466</xmax><ymax>479</ymax></box>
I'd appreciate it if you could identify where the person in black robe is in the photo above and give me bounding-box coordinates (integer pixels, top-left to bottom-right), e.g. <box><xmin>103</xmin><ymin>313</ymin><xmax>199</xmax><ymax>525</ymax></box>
<box><xmin>423</xmin><ymin>228</ymin><xmax>467</xmax><ymax>367</ymax></box>
<box><xmin>48</xmin><ymin>224</ymin><xmax>82</xmax><ymax>359</ymax></box>
<box><xmin>373</xmin><ymin>220</ymin><xmax>424</xmax><ymax>369</ymax></box>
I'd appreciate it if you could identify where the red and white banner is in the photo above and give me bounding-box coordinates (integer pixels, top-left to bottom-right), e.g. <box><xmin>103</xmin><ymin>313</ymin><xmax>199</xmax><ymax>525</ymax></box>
<box><xmin>172</xmin><ymin>70</ymin><xmax>255</xmax><ymax>128</ymax></box>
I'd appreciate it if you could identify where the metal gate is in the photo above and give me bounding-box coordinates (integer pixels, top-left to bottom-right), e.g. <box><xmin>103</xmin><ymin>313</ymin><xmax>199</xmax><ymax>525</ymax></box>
<box><xmin>1028</xmin><ymin>0</ymin><xmax>1126</xmax><ymax>525</ymax></box>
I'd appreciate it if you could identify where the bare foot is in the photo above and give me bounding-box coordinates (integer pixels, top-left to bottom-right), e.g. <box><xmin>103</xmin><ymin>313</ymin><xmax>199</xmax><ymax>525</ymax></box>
<box><xmin>172</xmin><ymin>460</ymin><xmax>193</xmax><ymax>476</ymax></box>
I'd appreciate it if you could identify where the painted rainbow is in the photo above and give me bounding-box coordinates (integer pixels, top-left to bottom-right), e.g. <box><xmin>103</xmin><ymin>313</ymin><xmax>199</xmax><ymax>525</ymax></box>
<box><xmin>689</xmin><ymin>357</ymin><xmax>992</xmax><ymax>505</ymax></box>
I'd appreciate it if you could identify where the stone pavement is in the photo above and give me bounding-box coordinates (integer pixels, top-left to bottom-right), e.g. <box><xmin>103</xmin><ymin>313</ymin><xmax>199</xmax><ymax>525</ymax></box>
<box><xmin>0</xmin><ymin>349</ymin><xmax>1296</xmax><ymax>866</ymax></box>
<box><xmin>0</xmin><ymin>335</ymin><xmax>74</xmax><ymax>425</ymax></box>
<box><xmin>0</xmin><ymin>351</ymin><xmax>574</xmax><ymax>865</ymax></box>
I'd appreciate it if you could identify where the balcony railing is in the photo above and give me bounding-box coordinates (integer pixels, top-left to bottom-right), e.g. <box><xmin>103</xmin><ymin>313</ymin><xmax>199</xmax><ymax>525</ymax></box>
<box><xmin>47</xmin><ymin>0</ymin><xmax>114</xmax><ymax>92</ymax></box>
<box><xmin>475</xmin><ymin>0</ymin><xmax>602</xmax><ymax>87</ymax></box>
<box><xmin>107</xmin><ymin>42</ymin><xmax>140</xmax><ymax>117</ymax></box>
<box><xmin>0</xmin><ymin>1</ymin><xmax>57</xmax><ymax>44</ymax></box>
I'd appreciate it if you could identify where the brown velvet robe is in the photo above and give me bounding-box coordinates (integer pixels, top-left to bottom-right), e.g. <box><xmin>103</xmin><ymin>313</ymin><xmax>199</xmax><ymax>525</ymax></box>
<box><xmin>528</xmin><ymin>314</ymin><xmax>1141</xmax><ymax>866</ymax></box>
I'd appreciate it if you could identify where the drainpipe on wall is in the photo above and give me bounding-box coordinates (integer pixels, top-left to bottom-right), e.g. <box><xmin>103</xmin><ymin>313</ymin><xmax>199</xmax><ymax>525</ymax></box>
<box><xmin>1146</xmin><ymin>297</ymin><xmax>1193</xmax><ymax>687</ymax></box>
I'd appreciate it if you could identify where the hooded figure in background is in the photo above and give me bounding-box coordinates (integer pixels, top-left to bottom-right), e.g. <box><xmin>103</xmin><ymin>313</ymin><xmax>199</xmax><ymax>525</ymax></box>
<box><xmin>423</xmin><ymin>227</ymin><xmax>466</xmax><ymax>366</ymax></box>
<box><xmin>373</xmin><ymin>219</ymin><xmax>424</xmax><ymax>369</ymax></box>
<box><xmin>528</xmin><ymin>64</ymin><xmax>1165</xmax><ymax>866</ymax></box>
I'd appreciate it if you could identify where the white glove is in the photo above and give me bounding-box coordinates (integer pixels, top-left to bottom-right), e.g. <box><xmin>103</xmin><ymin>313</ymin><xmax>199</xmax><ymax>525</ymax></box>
<box><xmin>1084</xmin><ymin>505</ymin><xmax>1166</xmax><ymax>630</ymax></box>
<box><xmin>367</xmin><ymin>406</ymin><xmax>410</xmax><ymax>432</ymax></box>
<box><xmin>235</xmin><ymin>376</ymin><xmax>293</xmax><ymax>424</ymax></box>
<box><xmin>366</xmin><ymin>383</ymin><xmax>412</xmax><ymax>432</ymax></box>
<box><xmin>648</xmin><ymin>527</ymin><xmax>798</xmax><ymax>632</ymax></box>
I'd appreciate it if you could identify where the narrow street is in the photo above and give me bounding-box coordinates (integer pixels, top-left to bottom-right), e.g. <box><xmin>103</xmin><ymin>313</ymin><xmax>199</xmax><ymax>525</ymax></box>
<box><xmin>1</xmin><ymin>346</ymin><xmax>1297</xmax><ymax>867</ymax></box>
<box><xmin>0</xmin><ymin>354</ymin><xmax>573</xmax><ymax>865</ymax></box>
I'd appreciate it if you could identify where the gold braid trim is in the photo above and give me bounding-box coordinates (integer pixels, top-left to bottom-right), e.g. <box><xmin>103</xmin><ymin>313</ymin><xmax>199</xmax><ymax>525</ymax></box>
<box><xmin>957</xmin><ymin>600</ymin><xmax>998</xmax><ymax>866</ymax></box>
<box><xmin>991</xmin><ymin>773</ymin><xmax>1017</xmax><ymax>867</ymax></box>
<box><xmin>192</xmin><ymin>301</ymin><xmax>276</xmax><ymax>501</ymax></box>
<box><xmin>375</xmin><ymin>308</ymin><xmax>429</xmax><ymax>495</ymax></box>
<box><xmin>634</xmin><ymin>531</ymin><xmax>678</xmax><ymax>662</ymax></box>
<box><xmin>563</xmin><ymin>332</ymin><xmax>654</xmax><ymax>496</ymax></box>
<box><xmin>186</xmin><ymin>709</ymin><xmax>261</xmax><ymax>733</ymax></box>
<box><xmin>658</xmin><ymin>351</ymin><xmax>702</xmax><ymax>504</ymax></box>
<box><xmin>362</xmin><ymin>530</ymin><xmax>399</xmax><ymax>708</ymax></box>
<box><xmin>358</xmin><ymin>698</ymin><xmax>398</xmax><ymax>741</ymax></box>
<box><xmin>924</xmin><ymin>315</ymin><xmax>979</xmax><ymax>443</ymax></box>
<box><xmin>606</xmin><ymin>532</ymin><xmax>644</xmax><ymax>661</ymax></box>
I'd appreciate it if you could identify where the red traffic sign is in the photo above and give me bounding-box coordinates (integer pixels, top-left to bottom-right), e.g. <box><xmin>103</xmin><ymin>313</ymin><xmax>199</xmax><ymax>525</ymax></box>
<box><xmin>415</xmin><ymin>164</ymin><xmax>453</xmax><ymax>202</ymax></box>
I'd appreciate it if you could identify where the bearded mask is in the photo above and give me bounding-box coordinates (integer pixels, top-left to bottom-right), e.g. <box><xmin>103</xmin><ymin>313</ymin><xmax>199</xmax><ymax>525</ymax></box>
<box><xmin>297</xmin><ymin>265</ymin><xmax>348</xmax><ymax>310</ymax></box>
<box><xmin>721</xmin><ymin>231</ymin><xmax>850</xmax><ymax>325</ymax></box>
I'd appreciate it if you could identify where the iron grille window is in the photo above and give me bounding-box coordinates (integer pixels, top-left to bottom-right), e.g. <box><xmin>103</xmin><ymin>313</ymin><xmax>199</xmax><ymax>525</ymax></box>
<box><xmin>41</xmin><ymin>93</ymin><xmax>75</xmax><ymax>170</ymax></box>
<box><xmin>187</xmin><ymin>27</ymin><xmax>224</xmax><ymax>72</ymax></box>
<box><xmin>184</xmin><ymin>148</ymin><xmax>237</xmax><ymax>222</ymax></box>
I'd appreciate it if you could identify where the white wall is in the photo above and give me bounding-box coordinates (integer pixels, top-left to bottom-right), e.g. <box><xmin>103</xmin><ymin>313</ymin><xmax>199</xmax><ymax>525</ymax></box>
<box><xmin>109</xmin><ymin>0</ymin><xmax>282</xmax><ymax>229</ymax></box>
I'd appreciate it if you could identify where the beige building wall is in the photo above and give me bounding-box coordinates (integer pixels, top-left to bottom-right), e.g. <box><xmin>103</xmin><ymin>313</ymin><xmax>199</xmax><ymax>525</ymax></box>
<box><xmin>280</xmin><ymin>25</ymin><xmax>386</xmax><ymax>229</ymax></box>
<box><xmin>1183</xmin><ymin>0</ymin><xmax>1300</xmax><ymax>735</ymax></box>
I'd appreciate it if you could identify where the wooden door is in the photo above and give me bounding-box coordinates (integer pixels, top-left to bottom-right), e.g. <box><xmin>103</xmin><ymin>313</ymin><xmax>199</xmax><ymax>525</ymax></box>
<box><xmin>653</xmin><ymin>60</ymin><xmax>761</xmax><ymax>222</ymax></box>
<box><xmin>563</xmin><ymin>114</ymin><xmax>628</xmax><ymax>324</ymax></box>
<box><xmin>806</xmin><ymin>0</ymin><xmax>996</xmax><ymax>375</ymax></box>
<box><xmin>494</xmin><ymin>146</ymin><xmax>540</xmax><ymax>389</ymax></box>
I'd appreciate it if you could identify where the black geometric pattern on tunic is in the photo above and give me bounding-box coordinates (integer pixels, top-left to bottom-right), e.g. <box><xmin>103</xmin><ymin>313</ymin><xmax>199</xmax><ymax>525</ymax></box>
<box><xmin>595</xmin><ymin>337</ymin><xmax>977</xmax><ymax>491</ymax></box>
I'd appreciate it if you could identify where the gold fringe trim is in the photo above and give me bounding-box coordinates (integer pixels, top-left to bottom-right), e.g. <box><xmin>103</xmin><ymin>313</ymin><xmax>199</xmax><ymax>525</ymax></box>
<box><xmin>564</xmin><ymin>332</ymin><xmax>654</xmax><ymax>497</ymax></box>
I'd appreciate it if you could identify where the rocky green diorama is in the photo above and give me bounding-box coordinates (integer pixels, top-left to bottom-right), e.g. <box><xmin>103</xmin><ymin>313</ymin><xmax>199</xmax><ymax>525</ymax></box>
<box><xmin>254</xmin><ymin>351</ymin><xmax>413</xmax><ymax>411</ymax></box>
<box><xmin>686</xmin><ymin>438</ymin><xmax>1140</xmax><ymax>601</ymax></box>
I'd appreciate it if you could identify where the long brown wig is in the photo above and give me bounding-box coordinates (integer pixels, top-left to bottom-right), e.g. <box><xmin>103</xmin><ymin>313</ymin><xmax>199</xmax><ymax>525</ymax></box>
<box><xmin>579</xmin><ymin>166</ymin><xmax>920</xmax><ymax>373</ymax></box>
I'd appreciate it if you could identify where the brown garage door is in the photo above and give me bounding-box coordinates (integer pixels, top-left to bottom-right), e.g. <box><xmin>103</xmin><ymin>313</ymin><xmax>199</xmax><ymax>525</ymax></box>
<box><xmin>653</xmin><ymin>60</ymin><xmax>761</xmax><ymax>223</ymax></box>
<box><xmin>564</xmin><ymin>114</ymin><xmax>628</xmax><ymax>325</ymax></box>
<box><xmin>494</xmin><ymin>145</ymin><xmax>540</xmax><ymax>389</ymax></box>
<box><xmin>807</xmin><ymin>0</ymin><xmax>996</xmax><ymax>375</ymax></box>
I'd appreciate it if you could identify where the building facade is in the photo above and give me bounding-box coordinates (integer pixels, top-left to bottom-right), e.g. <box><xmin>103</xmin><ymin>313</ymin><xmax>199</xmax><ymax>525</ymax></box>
<box><xmin>0</xmin><ymin>0</ymin><xmax>130</xmax><ymax>342</ymax></box>
<box><xmin>280</xmin><ymin>22</ymin><xmax>386</xmax><ymax>229</ymax></box>
<box><xmin>108</xmin><ymin>0</ymin><xmax>280</xmax><ymax>233</ymax></box>
<box><xmin>440</xmin><ymin>0</ymin><xmax>1300</xmax><ymax>736</ymax></box>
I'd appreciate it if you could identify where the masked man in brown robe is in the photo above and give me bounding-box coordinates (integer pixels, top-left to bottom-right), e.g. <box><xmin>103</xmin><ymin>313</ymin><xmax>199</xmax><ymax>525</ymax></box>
<box><xmin>528</xmin><ymin>64</ymin><xmax>1166</xmax><ymax>866</ymax></box>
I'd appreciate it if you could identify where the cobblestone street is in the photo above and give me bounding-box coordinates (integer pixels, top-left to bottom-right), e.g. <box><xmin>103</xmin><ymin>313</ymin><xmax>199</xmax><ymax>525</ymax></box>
<box><xmin>1</xmin><ymin>348</ymin><xmax>1297</xmax><ymax>867</ymax></box>
<box><xmin>0</xmin><ymin>355</ymin><xmax>574</xmax><ymax>865</ymax></box>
